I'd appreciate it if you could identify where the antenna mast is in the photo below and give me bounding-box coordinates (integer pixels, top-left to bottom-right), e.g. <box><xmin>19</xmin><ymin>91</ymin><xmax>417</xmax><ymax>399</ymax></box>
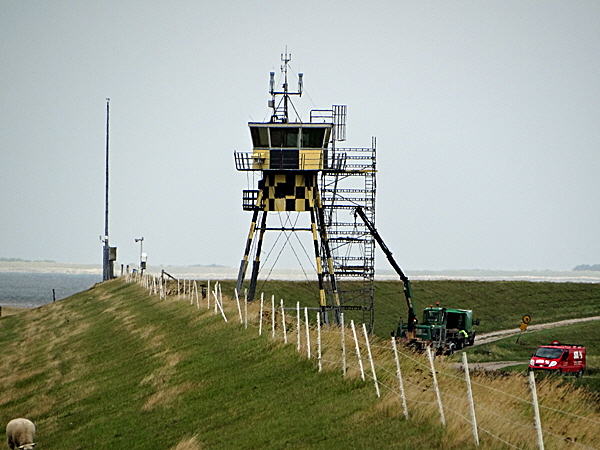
<box><xmin>281</xmin><ymin>52</ymin><xmax>290</xmax><ymax>122</ymax></box>
<box><xmin>269</xmin><ymin>50</ymin><xmax>302</xmax><ymax>123</ymax></box>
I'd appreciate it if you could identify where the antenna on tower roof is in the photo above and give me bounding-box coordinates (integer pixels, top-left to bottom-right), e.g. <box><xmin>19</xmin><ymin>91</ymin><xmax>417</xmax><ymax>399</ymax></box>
<box><xmin>269</xmin><ymin>48</ymin><xmax>302</xmax><ymax>123</ymax></box>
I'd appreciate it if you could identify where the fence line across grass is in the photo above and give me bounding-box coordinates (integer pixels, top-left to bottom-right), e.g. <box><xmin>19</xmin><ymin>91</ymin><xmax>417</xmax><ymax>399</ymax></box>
<box><xmin>127</xmin><ymin>272</ymin><xmax>600</xmax><ymax>450</ymax></box>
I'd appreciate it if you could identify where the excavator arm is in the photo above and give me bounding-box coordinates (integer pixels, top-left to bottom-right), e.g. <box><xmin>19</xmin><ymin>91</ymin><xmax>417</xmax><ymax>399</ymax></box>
<box><xmin>354</xmin><ymin>207</ymin><xmax>417</xmax><ymax>332</ymax></box>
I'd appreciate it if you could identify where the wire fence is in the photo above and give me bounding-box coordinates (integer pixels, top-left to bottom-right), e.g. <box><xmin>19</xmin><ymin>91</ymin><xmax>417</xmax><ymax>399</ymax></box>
<box><xmin>127</xmin><ymin>272</ymin><xmax>600</xmax><ymax>450</ymax></box>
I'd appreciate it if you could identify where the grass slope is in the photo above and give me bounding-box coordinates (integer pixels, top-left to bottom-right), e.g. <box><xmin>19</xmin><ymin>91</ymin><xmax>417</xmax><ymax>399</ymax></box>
<box><xmin>0</xmin><ymin>279</ymin><xmax>448</xmax><ymax>450</ymax></box>
<box><xmin>2</xmin><ymin>278</ymin><xmax>599</xmax><ymax>449</ymax></box>
<box><xmin>223</xmin><ymin>279</ymin><xmax>600</xmax><ymax>336</ymax></box>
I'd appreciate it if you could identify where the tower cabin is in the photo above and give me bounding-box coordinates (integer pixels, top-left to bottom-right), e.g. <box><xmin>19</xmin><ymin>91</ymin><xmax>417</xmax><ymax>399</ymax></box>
<box><xmin>248</xmin><ymin>122</ymin><xmax>331</xmax><ymax>172</ymax></box>
<box><xmin>246</xmin><ymin>122</ymin><xmax>332</xmax><ymax>212</ymax></box>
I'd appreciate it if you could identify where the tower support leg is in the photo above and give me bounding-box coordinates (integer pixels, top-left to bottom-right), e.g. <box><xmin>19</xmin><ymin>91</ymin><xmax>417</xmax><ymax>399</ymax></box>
<box><xmin>315</xmin><ymin>189</ymin><xmax>342</xmax><ymax>325</ymax></box>
<box><xmin>247</xmin><ymin>210</ymin><xmax>268</xmax><ymax>302</ymax></box>
<box><xmin>310</xmin><ymin>208</ymin><xmax>329</xmax><ymax>324</ymax></box>
<box><xmin>236</xmin><ymin>206</ymin><xmax>261</xmax><ymax>295</ymax></box>
<box><xmin>236</xmin><ymin>191</ymin><xmax>263</xmax><ymax>295</ymax></box>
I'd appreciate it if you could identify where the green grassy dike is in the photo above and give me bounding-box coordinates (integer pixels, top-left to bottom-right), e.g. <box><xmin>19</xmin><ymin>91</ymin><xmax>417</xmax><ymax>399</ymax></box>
<box><xmin>218</xmin><ymin>279</ymin><xmax>600</xmax><ymax>337</ymax></box>
<box><xmin>1</xmin><ymin>279</ymin><xmax>448</xmax><ymax>450</ymax></box>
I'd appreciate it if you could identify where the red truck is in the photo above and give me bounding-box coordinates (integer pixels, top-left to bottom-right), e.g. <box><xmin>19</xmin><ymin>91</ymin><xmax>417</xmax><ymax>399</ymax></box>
<box><xmin>529</xmin><ymin>341</ymin><xmax>586</xmax><ymax>377</ymax></box>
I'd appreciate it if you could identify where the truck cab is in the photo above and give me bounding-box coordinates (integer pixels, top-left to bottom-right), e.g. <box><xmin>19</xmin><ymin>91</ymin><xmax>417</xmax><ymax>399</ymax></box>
<box><xmin>529</xmin><ymin>342</ymin><xmax>586</xmax><ymax>377</ymax></box>
<box><xmin>400</xmin><ymin>306</ymin><xmax>477</xmax><ymax>354</ymax></box>
<box><xmin>423</xmin><ymin>307</ymin><xmax>476</xmax><ymax>348</ymax></box>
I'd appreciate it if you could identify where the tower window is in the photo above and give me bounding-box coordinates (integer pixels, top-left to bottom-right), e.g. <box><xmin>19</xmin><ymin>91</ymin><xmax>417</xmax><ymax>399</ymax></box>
<box><xmin>270</xmin><ymin>128</ymin><xmax>299</xmax><ymax>148</ymax></box>
<box><xmin>302</xmin><ymin>128</ymin><xmax>326</xmax><ymax>148</ymax></box>
<box><xmin>250</xmin><ymin>127</ymin><xmax>269</xmax><ymax>148</ymax></box>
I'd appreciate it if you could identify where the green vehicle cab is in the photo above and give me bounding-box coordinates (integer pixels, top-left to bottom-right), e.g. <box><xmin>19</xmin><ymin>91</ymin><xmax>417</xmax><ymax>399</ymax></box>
<box><xmin>398</xmin><ymin>306</ymin><xmax>478</xmax><ymax>354</ymax></box>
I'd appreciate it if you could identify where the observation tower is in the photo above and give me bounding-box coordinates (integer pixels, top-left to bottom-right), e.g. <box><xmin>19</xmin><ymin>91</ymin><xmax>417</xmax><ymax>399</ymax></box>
<box><xmin>234</xmin><ymin>53</ymin><xmax>377</xmax><ymax>329</ymax></box>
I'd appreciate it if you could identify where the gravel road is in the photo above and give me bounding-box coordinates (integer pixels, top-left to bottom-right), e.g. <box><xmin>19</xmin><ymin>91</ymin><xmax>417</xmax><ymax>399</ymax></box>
<box><xmin>474</xmin><ymin>316</ymin><xmax>600</xmax><ymax>346</ymax></box>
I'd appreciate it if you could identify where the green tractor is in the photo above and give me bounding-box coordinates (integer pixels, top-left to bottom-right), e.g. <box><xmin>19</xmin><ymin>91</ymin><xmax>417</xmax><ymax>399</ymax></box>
<box><xmin>397</xmin><ymin>305</ymin><xmax>478</xmax><ymax>354</ymax></box>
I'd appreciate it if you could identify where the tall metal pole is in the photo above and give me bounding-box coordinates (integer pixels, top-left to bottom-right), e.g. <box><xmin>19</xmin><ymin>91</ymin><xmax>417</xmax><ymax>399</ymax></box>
<box><xmin>103</xmin><ymin>98</ymin><xmax>110</xmax><ymax>281</ymax></box>
<box><xmin>135</xmin><ymin>237</ymin><xmax>144</xmax><ymax>273</ymax></box>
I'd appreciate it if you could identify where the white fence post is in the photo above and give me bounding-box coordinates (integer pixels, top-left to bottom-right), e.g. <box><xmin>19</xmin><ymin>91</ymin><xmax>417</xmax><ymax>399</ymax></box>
<box><xmin>350</xmin><ymin>320</ymin><xmax>365</xmax><ymax>381</ymax></box>
<box><xmin>317</xmin><ymin>312</ymin><xmax>322</xmax><ymax>372</ymax></box>
<box><xmin>427</xmin><ymin>347</ymin><xmax>446</xmax><ymax>426</ymax></box>
<box><xmin>304</xmin><ymin>307</ymin><xmax>311</xmax><ymax>359</ymax></box>
<box><xmin>391</xmin><ymin>337</ymin><xmax>409</xmax><ymax>420</ymax></box>
<box><xmin>215</xmin><ymin>285</ymin><xmax>228</xmax><ymax>322</ymax></box>
<box><xmin>215</xmin><ymin>281</ymin><xmax>221</xmax><ymax>314</ymax></box>
<box><xmin>218</xmin><ymin>282</ymin><xmax>222</xmax><ymax>306</ymax></box>
<box><xmin>271</xmin><ymin>295</ymin><xmax>276</xmax><ymax>338</ymax></box>
<box><xmin>297</xmin><ymin>302</ymin><xmax>301</xmax><ymax>352</ymax></box>
<box><xmin>462</xmin><ymin>352</ymin><xmax>479</xmax><ymax>446</ymax></box>
<box><xmin>235</xmin><ymin>288</ymin><xmax>243</xmax><ymax>323</ymax></box>
<box><xmin>212</xmin><ymin>285</ymin><xmax>219</xmax><ymax>315</ymax></box>
<box><xmin>341</xmin><ymin>313</ymin><xmax>346</xmax><ymax>377</ymax></box>
<box><xmin>244</xmin><ymin>290</ymin><xmax>248</xmax><ymax>329</ymax></box>
<box><xmin>207</xmin><ymin>280</ymin><xmax>211</xmax><ymax>310</ymax></box>
<box><xmin>281</xmin><ymin>299</ymin><xmax>287</xmax><ymax>344</ymax></box>
<box><xmin>529</xmin><ymin>371</ymin><xmax>545</xmax><ymax>450</ymax></box>
<box><xmin>259</xmin><ymin>292</ymin><xmax>264</xmax><ymax>336</ymax></box>
<box><xmin>362</xmin><ymin>323</ymin><xmax>380</xmax><ymax>398</ymax></box>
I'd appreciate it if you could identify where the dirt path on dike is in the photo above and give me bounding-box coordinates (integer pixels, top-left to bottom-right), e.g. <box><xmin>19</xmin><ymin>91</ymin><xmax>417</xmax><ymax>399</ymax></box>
<box><xmin>462</xmin><ymin>316</ymin><xmax>600</xmax><ymax>371</ymax></box>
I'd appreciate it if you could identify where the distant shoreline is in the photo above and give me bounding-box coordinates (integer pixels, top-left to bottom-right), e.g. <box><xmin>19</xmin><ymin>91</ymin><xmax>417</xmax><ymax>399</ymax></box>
<box><xmin>0</xmin><ymin>261</ymin><xmax>102</xmax><ymax>274</ymax></box>
<box><xmin>1</xmin><ymin>261</ymin><xmax>599</xmax><ymax>283</ymax></box>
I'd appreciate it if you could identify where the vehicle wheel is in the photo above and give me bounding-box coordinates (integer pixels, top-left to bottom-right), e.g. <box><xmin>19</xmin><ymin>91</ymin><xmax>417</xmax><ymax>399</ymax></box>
<box><xmin>576</xmin><ymin>369</ymin><xmax>584</xmax><ymax>378</ymax></box>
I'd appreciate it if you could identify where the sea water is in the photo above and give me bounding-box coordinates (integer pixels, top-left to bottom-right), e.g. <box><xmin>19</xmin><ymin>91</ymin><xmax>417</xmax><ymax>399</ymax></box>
<box><xmin>0</xmin><ymin>272</ymin><xmax>101</xmax><ymax>308</ymax></box>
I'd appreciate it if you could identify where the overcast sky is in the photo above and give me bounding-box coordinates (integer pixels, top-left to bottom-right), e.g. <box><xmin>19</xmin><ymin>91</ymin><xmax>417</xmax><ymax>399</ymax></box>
<box><xmin>1</xmin><ymin>1</ymin><xmax>599</xmax><ymax>272</ymax></box>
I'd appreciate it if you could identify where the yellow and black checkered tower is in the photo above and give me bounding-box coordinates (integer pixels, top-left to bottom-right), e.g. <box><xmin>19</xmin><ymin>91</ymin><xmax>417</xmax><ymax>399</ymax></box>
<box><xmin>235</xmin><ymin>53</ymin><xmax>376</xmax><ymax>328</ymax></box>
